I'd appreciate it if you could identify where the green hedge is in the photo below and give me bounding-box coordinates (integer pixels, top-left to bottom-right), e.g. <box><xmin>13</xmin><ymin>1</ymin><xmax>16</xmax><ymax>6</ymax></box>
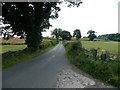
<box><xmin>39</xmin><ymin>40</ymin><xmax>56</xmax><ymax>49</ymax></box>
<box><xmin>64</xmin><ymin>40</ymin><xmax>120</xmax><ymax>88</ymax></box>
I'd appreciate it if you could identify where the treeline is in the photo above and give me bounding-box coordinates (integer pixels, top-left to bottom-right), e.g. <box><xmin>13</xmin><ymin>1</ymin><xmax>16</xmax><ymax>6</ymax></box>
<box><xmin>97</xmin><ymin>33</ymin><xmax>120</xmax><ymax>42</ymax></box>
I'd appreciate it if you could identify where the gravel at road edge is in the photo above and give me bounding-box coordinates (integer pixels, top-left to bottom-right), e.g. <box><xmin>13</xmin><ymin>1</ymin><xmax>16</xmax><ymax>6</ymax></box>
<box><xmin>56</xmin><ymin>69</ymin><xmax>95</xmax><ymax>88</ymax></box>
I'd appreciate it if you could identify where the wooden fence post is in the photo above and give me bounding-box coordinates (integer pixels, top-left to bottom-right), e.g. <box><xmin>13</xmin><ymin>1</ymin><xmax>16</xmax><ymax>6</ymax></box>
<box><xmin>91</xmin><ymin>49</ymin><xmax>97</xmax><ymax>61</ymax></box>
<box><xmin>100</xmin><ymin>50</ymin><xmax>110</xmax><ymax>61</ymax></box>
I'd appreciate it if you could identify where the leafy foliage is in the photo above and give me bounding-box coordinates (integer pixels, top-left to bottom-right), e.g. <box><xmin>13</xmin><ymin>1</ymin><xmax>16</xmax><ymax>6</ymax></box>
<box><xmin>2</xmin><ymin>1</ymin><xmax>83</xmax><ymax>50</ymax></box>
<box><xmin>51</xmin><ymin>28</ymin><xmax>62</xmax><ymax>43</ymax></box>
<box><xmin>60</xmin><ymin>30</ymin><xmax>72</xmax><ymax>40</ymax></box>
<box><xmin>73</xmin><ymin>29</ymin><xmax>81</xmax><ymax>40</ymax></box>
<box><xmin>97</xmin><ymin>33</ymin><xmax>120</xmax><ymax>42</ymax></box>
<box><xmin>87</xmin><ymin>30</ymin><xmax>96</xmax><ymax>41</ymax></box>
<box><xmin>2</xmin><ymin>2</ymin><xmax>61</xmax><ymax>50</ymax></box>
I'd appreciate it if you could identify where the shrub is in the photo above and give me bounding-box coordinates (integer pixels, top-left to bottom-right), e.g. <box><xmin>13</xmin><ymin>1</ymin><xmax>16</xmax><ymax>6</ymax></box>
<box><xmin>39</xmin><ymin>40</ymin><xmax>56</xmax><ymax>49</ymax></box>
<box><xmin>67</xmin><ymin>41</ymin><xmax>82</xmax><ymax>56</ymax></box>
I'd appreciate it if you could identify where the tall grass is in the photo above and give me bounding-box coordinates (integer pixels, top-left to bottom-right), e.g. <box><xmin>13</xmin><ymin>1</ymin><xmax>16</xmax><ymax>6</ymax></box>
<box><xmin>64</xmin><ymin>40</ymin><xmax>120</xmax><ymax>88</ymax></box>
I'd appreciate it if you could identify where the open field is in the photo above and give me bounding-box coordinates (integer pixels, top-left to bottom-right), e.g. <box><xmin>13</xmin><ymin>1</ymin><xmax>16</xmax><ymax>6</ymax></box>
<box><xmin>1</xmin><ymin>45</ymin><xmax>27</xmax><ymax>54</ymax></box>
<box><xmin>0</xmin><ymin>38</ymin><xmax>25</xmax><ymax>44</ymax></box>
<box><xmin>81</xmin><ymin>41</ymin><xmax>119</xmax><ymax>54</ymax></box>
<box><xmin>0</xmin><ymin>37</ymin><xmax>54</xmax><ymax>44</ymax></box>
<box><xmin>0</xmin><ymin>38</ymin><xmax>26</xmax><ymax>54</ymax></box>
<box><xmin>0</xmin><ymin>38</ymin><xmax>55</xmax><ymax>54</ymax></box>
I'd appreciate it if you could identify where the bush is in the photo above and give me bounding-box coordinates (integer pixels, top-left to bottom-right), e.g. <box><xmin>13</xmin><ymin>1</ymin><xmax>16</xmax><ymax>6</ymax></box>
<box><xmin>66</xmin><ymin>41</ymin><xmax>82</xmax><ymax>56</ymax></box>
<box><xmin>39</xmin><ymin>40</ymin><xmax>56</xmax><ymax>49</ymax></box>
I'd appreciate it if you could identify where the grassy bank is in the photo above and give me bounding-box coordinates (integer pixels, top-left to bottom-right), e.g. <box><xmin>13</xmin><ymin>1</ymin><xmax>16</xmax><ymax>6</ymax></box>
<box><xmin>2</xmin><ymin>39</ymin><xmax>57</xmax><ymax>70</ymax></box>
<box><xmin>64</xmin><ymin>40</ymin><xmax>120</xmax><ymax>88</ymax></box>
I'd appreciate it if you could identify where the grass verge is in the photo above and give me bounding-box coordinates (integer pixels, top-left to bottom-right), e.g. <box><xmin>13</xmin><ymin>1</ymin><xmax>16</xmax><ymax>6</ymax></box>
<box><xmin>2</xmin><ymin>40</ymin><xmax>56</xmax><ymax>70</ymax></box>
<box><xmin>64</xmin><ymin>40</ymin><xmax>120</xmax><ymax>88</ymax></box>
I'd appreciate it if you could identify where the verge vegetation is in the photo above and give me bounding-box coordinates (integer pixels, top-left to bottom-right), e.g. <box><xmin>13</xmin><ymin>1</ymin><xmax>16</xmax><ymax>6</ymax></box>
<box><xmin>2</xmin><ymin>39</ymin><xmax>57</xmax><ymax>70</ymax></box>
<box><xmin>64</xmin><ymin>40</ymin><xmax>120</xmax><ymax>88</ymax></box>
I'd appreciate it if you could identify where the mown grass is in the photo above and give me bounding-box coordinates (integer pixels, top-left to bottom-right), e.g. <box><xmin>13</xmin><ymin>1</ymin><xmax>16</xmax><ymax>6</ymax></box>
<box><xmin>2</xmin><ymin>39</ymin><xmax>57</xmax><ymax>70</ymax></box>
<box><xmin>81</xmin><ymin>41</ymin><xmax>119</xmax><ymax>54</ymax></box>
<box><xmin>64</xmin><ymin>40</ymin><xmax>120</xmax><ymax>88</ymax></box>
<box><xmin>1</xmin><ymin>45</ymin><xmax>27</xmax><ymax>54</ymax></box>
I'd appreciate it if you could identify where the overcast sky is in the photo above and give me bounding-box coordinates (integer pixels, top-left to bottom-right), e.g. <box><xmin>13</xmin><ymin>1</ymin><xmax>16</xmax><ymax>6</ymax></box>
<box><xmin>42</xmin><ymin>0</ymin><xmax>119</xmax><ymax>37</ymax></box>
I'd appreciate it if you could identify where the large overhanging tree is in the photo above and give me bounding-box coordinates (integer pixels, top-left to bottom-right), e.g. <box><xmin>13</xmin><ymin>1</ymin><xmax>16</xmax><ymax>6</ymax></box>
<box><xmin>2</xmin><ymin>1</ymin><xmax>82</xmax><ymax>50</ymax></box>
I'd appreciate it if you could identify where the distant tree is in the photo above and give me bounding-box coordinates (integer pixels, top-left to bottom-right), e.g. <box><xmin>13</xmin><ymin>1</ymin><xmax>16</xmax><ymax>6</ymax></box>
<box><xmin>51</xmin><ymin>28</ymin><xmax>62</xmax><ymax>43</ymax></box>
<box><xmin>97</xmin><ymin>34</ymin><xmax>109</xmax><ymax>41</ymax></box>
<box><xmin>87</xmin><ymin>30</ymin><xmax>96</xmax><ymax>41</ymax></box>
<box><xmin>60</xmin><ymin>30</ymin><xmax>72</xmax><ymax>40</ymax></box>
<box><xmin>97</xmin><ymin>33</ymin><xmax>120</xmax><ymax>42</ymax></box>
<box><xmin>73</xmin><ymin>29</ymin><xmax>81</xmax><ymax>40</ymax></box>
<box><xmin>114</xmin><ymin>33</ymin><xmax>120</xmax><ymax>41</ymax></box>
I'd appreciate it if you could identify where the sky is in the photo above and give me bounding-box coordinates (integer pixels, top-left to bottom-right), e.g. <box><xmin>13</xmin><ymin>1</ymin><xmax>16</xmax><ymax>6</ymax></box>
<box><xmin>42</xmin><ymin>0</ymin><xmax>119</xmax><ymax>37</ymax></box>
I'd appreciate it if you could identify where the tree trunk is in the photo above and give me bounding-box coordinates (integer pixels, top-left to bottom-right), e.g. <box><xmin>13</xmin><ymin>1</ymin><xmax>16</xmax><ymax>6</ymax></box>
<box><xmin>25</xmin><ymin>29</ymin><xmax>42</xmax><ymax>51</ymax></box>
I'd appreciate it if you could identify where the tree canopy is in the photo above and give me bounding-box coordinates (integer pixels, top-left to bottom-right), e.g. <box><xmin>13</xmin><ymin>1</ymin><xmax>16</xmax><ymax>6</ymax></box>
<box><xmin>2</xmin><ymin>2</ymin><xmax>60</xmax><ymax>50</ymax></box>
<box><xmin>51</xmin><ymin>28</ymin><xmax>62</xmax><ymax>43</ymax></box>
<box><xmin>73</xmin><ymin>29</ymin><xmax>81</xmax><ymax>40</ymax></box>
<box><xmin>60</xmin><ymin>30</ymin><xmax>72</xmax><ymax>40</ymax></box>
<box><xmin>97</xmin><ymin>33</ymin><xmax>120</xmax><ymax>42</ymax></box>
<box><xmin>87</xmin><ymin>30</ymin><xmax>96</xmax><ymax>41</ymax></box>
<box><xmin>2</xmin><ymin>1</ymin><xmax>82</xmax><ymax>50</ymax></box>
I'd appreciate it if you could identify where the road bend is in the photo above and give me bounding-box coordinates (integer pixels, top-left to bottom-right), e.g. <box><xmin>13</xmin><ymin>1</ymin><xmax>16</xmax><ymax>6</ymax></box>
<box><xmin>2</xmin><ymin>42</ymin><xmax>71</xmax><ymax>88</ymax></box>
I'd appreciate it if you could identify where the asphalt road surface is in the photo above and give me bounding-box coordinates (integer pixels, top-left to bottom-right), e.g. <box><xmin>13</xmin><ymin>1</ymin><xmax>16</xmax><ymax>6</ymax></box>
<box><xmin>2</xmin><ymin>42</ymin><xmax>116</xmax><ymax>88</ymax></box>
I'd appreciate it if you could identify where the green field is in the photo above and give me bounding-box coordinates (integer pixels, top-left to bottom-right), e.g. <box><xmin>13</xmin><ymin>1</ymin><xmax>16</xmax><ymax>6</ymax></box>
<box><xmin>1</xmin><ymin>45</ymin><xmax>27</xmax><ymax>54</ymax></box>
<box><xmin>81</xmin><ymin>41</ymin><xmax>119</xmax><ymax>54</ymax></box>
